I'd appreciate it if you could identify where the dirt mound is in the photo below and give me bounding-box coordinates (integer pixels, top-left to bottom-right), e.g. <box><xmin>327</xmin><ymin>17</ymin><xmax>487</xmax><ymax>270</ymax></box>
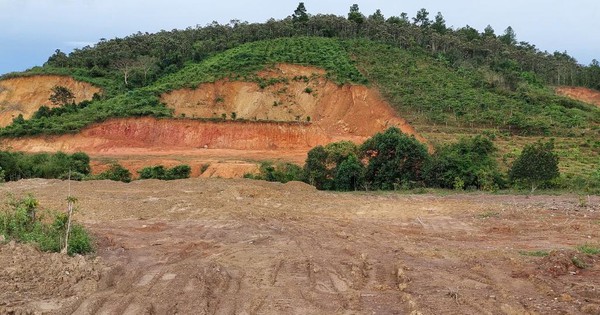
<box><xmin>537</xmin><ymin>249</ymin><xmax>597</xmax><ymax>277</ymax></box>
<box><xmin>0</xmin><ymin>241</ymin><xmax>107</xmax><ymax>313</ymax></box>
<box><xmin>0</xmin><ymin>75</ymin><xmax>101</xmax><ymax>127</ymax></box>
<box><xmin>555</xmin><ymin>86</ymin><xmax>600</xmax><ymax>107</ymax></box>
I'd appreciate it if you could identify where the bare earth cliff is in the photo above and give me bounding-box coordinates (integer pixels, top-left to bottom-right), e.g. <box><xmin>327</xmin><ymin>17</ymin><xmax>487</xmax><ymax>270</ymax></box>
<box><xmin>0</xmin><ymin>65</ymin><xmax>424</xmax><ymax>176</ymax></box>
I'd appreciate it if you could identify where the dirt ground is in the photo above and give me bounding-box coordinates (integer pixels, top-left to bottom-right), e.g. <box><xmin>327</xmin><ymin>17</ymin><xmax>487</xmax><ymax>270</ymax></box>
<box><xmin>1</xmin><ymin>178</ymin><xmax>599</xmax><ymax>315</ymax></box>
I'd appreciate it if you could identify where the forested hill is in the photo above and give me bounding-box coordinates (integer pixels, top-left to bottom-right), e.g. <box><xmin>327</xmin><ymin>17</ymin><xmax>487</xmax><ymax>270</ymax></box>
<box><xmin>0</xmin><ymin>3</ymin><xmax>599</xmax><ymax>139</ymax></box>
<box><xmin>17</xmin><ymin>4</ymin><xmax>600</xmax><ymax>90</ymax></box>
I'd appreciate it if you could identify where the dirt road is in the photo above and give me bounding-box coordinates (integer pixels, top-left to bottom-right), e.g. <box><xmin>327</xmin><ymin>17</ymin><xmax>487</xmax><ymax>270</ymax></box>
<box><xmin>1</xmin><ymin>179</ymin><xmax>599</xmax><ymax>314</ymax></box>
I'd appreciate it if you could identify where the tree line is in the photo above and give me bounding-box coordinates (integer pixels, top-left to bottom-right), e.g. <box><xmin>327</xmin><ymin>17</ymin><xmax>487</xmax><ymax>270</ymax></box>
<box><xmin>249</xmin><ymin>127</ymin><xmax>598</xmax><ymax>193</ymax></box>
<box><xmin>35</xmin><ymin>3</ymin><xmax>600</xmax><ymax>92</ymax></box>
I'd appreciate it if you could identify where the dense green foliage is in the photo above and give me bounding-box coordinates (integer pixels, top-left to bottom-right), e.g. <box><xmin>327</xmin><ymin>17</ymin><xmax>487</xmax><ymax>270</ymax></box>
<box><xmin>348</xmin><ymin>40</ymin><xmax>599</xmax><ymax>135</ymax></box>
<box><xmin>0</xmin><ymin>151</ymin><xmax>90</xmax><ymax>182</ymax></box>
<box><xmin>509</xmin><ymin>140</ymin><xmax>560</xmax><ymax>191</ymax></box>
<box><xmin>244</xmin><ymin>161</ymin><xmax>304</xmax><ymax>183</ymax></box>
<box><xmin>1</xmin><ymin>4</ymin><xmax>598</xmax><ymax>137</ymax></box>
<box><xmin>423</xmin><ymin>135</ymin><xmax>504</xmax><ymax>190</ymax></box>
<box><xmin>361</xmin><ymin>128</ymin><xmax>429</xmax><ymax>190</ymax></box>
<box><xmin>93</xmin><ymin>163</ymin><xmax>132</xmax><ymax>183</ymax></box>
<box><xmin>0</xmin><ymin>195</ymin><xmax>93</xmax><ymax>255</ymax></box>
<box><xmin>138</xmin><ymin>164</ymin><xmax>191</xmax><ymax>180</ymax></box>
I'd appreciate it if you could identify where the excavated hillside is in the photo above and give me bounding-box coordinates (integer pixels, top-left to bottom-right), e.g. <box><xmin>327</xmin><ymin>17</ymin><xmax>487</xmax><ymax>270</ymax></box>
<box><xmin>1</xmin><ymin>65</ymin><xmax>425</xmax><ymax>177</ymax></box>
<box><xmin>556</xmin><ymin>86</ymin><xmax>600</xmax><ymax>107</ymax></box>
<box><xmin>0</xmin><ymin>75</ymin><xmax>101</xmax><ymax>127</ymax></box>
<box><xmin>161</xmin><ymin>64</ymin><xmax>423</xmax><ymax>142</ymax></box>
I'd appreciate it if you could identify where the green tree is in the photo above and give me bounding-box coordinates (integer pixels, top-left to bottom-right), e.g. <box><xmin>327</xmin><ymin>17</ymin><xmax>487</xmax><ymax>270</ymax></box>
<box><xmin>500</xmin><ymin>26</ymin><xmax>517</xmax><ymax>45</ymax></box>
<box><xmin>483</xmin><ymin>25</ymin><xmax>496</xmax><ymax>38</ymax></box>
<box><xmin>360</xmin><ymin>127</ymin><xmax>429</xmax><ymax>190</ymax></box>
<box><xmin>292</xmin><ymin>2</ymin><xmax>309</xmax><ymax>23</ymax></box>
<box><xmin>334</xmin><ymin>153</ymin><xmax>365</xmax><ymax>191</ymax></box>
<box><xmin>49</xmin><ymin>85</ymin><xmax>75</xmax><ymax>106</ymax></box>
<box><xmin>348</xmin><ymin>4</ymin><xmax>365</xmax><ymax>24</ymax></box>
<box><xmin>368</xmin><ymin>9</ymin><xmax>385</xmax><ymax>23</ymax></box>
<box><xmin>413</xmin><ymin>8</ymin><xmax>431</xmax><ymax>28</ymax></box>
<box><xmin>303</xmin><ymin>145</ymin><xmax>330</xmax><ymax>189</ymax></box>
<box><xmin>509</xmin><ymin>140</ymin><xmax>559</xmax><ymax>192</ymax></box>
<box><xmin>431</xmin><ymin>12</ymin><xmax>447</xmax><ymax>34</ymax></box>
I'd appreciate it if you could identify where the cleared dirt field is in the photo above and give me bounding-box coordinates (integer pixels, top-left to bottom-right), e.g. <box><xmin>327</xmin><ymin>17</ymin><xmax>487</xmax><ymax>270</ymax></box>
<box><xmin>1</xmin><ymin>178</ymin><xmax>599</xmax><ymax>314</ymax></box>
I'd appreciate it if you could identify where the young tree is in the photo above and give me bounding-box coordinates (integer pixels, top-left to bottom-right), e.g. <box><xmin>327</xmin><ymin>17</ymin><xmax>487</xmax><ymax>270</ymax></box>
<box><xmin>348</xmin><ymin>4</ymin><xmax>365</xmax><ymax>24</ymax></box>
<box><xmin>509</xmin><ymin>140</ymin><xmax>559</xmax><ymax>192</ymax></box>
<box><xmin>292</xmin><ymin>2</ymin><xmax>309</xmax><ymax>23</ymax></box>
<box><xmin>49</xmin><ymin>85</ymin><xmax>75</xmax><ymax>106</ymax></box>
<box><xmin>368</xmin><ymin>9</ymin><xmax>385</xmax><ymax>23</ymax></box>
<box><xmin>413</xmin><ymin>8</ymin><xmax>431</xmax><ymax>28</ymax></box>
<box><xmin>483</xmin><ymin>25</ymin><xmax>496</xmax><ymax>38</ymax></box>
<box><xmin>500</xmin><ymin>26</ymin><xmax>517</xmax><ymax>45</ymax></box>
<box><xmin>431</xmin><ymin>12</ymin><xmax>447</xmax><ymax>34</ymax></box>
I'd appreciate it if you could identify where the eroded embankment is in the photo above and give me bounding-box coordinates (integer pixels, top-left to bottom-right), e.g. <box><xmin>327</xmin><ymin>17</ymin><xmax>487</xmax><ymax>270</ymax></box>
<box><xmin>0</xmin><ymin>75</ymin><xmax>101</xmax><ymax>127</ymax></box>
<box><xmin>555</xmin><ymin>86</ymin><xmax>600</xmax><ymax>108</ymax></box>
<box><xmin>0</xmin><ymin>117</ymin><xmax>330</xmax><ymax>153</ymax></box>
<box><xmin>0</xmin><ymin>65</ymin><xmax>426</xmax><ymax>177</ymax></box>
<box><xmin>161</xmin><ymin>64</ymin><xmax>425</xmax><ymax>142</ymax></box>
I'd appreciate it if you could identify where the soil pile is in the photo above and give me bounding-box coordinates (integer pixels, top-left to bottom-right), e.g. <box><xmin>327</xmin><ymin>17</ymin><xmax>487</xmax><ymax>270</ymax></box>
<box><xmin>0</xmin><ymin>75</ymin><xmax>101</xmax><ymax>127</ymax></box>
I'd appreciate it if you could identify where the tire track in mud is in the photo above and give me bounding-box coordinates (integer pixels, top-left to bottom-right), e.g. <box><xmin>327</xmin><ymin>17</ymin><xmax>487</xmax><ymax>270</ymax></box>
<box><xmin>66</xmin><ymin>216</ymin><xmax>417</xmax><ymax>315</ymax></box>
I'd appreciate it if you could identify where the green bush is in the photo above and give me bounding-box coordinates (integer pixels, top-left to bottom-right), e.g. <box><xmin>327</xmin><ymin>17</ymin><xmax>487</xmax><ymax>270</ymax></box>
<box><xmin>246</xmin><ymin>161</ymin><xmax>303</xmax><ymax>183</ymax></box>
<box><xmin>0</xmin><ymin>150</ymin><xmax>91</xmax><ymax>182</ymax></box>
<box><xmin>94</xmin><ymin>163</ymin><xmax>132</xmax><ymax>182</ymax></box>
<box><xmin>138</xmin><ymin>164</ymin><xmax>191</xmax><ymax>180</ymax></box>
<box><xmin>0</xmin><ymin>195</ymin><xmax>93</xmax><ymax>255</ymax></box>
<box><xmin>360</xmin><ymin>127</ymin><xmax>430</xmax><ymax>190</ymax></box>
<box><xmin>423</xmin><ymin>135</ymin><xmax>504</xmax><ymax>190</ymax></box>
<box><xmin>509</xmin><ymin>140</ymin><xmax>560</xmax><ymax>192</ymax></box>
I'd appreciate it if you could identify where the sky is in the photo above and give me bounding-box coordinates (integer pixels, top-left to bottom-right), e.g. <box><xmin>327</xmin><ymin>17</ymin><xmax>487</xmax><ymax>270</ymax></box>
<box><xmin>1</xmin><ymin>0</ymin><xmax>599</xmax><ymax>75</ymax></box>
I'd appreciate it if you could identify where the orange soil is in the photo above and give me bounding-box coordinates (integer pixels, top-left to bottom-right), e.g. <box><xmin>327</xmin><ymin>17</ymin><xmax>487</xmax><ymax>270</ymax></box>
<box><xmin>555</xmin><ymin>86</ymin><xmax>600</xmax><ymax>107</ymax></box>
<box><xmin>0</xmin><ymin>75</ymin><xmax>101</xmax><ymax>127</ymax></box>
<box><xmin>1</xmin><ymin>65</ymin><xmax>426</xmax><ymax>177</ymax></box>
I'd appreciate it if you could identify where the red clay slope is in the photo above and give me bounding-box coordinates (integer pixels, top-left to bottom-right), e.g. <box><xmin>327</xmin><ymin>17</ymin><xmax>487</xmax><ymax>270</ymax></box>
<box><xmin>0</xmin><ymin>65</ymin><xmax>426</xmax><ymax>177</ymax></box>
<box><xmin>555</xmin><ymin>86</ymin><xmax>600</xmax><ymax>108</ymax></box>
<box><xmin>0</xmin><ymin>75</ymin><xmax>101</xmax><ymax>127</ymax></box>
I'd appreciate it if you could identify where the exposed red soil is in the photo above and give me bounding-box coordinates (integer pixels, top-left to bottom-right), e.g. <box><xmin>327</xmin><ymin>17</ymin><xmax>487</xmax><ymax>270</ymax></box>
<box><xmin>555</xmin><ymin>86</ymin><xmax>600</xmax><ymax>107</ymax></box>
<box><xmin>0</xmin><ymin>75</ymin><xmax>101</xmax><ymax>127</ymax></box>
<box><xmin>1</xmin><ymin>179</ymin><xmax>599</xmax><ymax>314</ymax></box>
<box><xmin>1</xmin><ymin>65</ymin><xmax>426</xmax><ymax>177</ymax></box>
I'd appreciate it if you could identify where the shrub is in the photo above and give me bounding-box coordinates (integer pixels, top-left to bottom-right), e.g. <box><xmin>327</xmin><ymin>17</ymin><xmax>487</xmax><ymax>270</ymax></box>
<box><xmin>95</xmin><ymin>163</ymin><xmax>132</xmax><ymax>182</ymax></box>
<box><xmin>360</xmin><ymin>127</ymin><xmax>429</xmax><ymax>190</ymax></box>
<box><xmin>0</xmin><ymin>195</ymin><xmax>93</xmax><ymax>255</ymax></box>
<box><xmin>248</xmin><ymin>161</ymin><xmax>303</xmax><ymax>183</ymax></box>
<box><xmin>138</xmin><ymin>164</ymin><xmax>191</xmax><ymax>180</ymax></box>
<box><xmin>423</xmin><ymin>135</ymin><xmax>504</xmax><ymax>190</ymax></box>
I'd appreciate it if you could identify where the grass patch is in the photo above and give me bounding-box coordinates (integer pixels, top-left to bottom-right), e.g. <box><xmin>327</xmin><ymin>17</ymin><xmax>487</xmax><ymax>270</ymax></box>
<box><xmin>518</xmin><ymin>250</ymin><xmax>549</xmax><ymax>257</ymax></box>
<box><xmin>0</xmin><ymin>194</ymin><xmax>93</xmax><ymax>255</ymax></box>
<box><xmin>478</xmin><ymin>211</ymin><xmax>500</xmax><ymax>219</ymax></box>
<box><xmin>577</xmin><ymin>244</ymin><xmax>600</xmax><ymax>255</ymax></box>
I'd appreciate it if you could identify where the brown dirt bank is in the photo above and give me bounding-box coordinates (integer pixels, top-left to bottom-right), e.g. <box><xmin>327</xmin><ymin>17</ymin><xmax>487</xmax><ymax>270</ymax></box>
<box><xmin>161</xmin><ymin>64</ymin><xmax>425</xmax><ymax>142</ymax></box>
<box><xmin>555</xmin><ymin>86</ymin><xmax>600</xmax><ymax>107</ymax></box>
<box><xmin>0</xmin><ymin>75</ymin><xmax>101</xmax><ymax>127</ymax></box>
<box><xmin>1</xmin><ymin>178</ymin><xmax>599</xmax><ymax>314</ymax></box>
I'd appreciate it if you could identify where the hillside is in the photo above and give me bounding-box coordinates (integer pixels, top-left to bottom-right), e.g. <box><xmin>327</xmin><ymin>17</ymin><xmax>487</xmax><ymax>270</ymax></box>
<box><xmin>0</xmin><ymin>8</ymin><xmax>598</xmax><ymax>185</ymax></box>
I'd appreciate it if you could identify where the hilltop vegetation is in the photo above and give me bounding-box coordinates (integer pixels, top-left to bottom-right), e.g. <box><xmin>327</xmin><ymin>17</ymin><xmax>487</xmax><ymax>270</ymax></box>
<box><xmin>0</xmin><ymin>3</ymin><xmax>598</xmax><ymax>190</ymax></box>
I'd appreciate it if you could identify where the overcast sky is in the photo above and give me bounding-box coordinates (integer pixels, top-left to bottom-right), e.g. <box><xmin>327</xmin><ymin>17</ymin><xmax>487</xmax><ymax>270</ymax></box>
<box><xmin>1</xmin><ymin>0</ymin><xmax>599</xmax><ymax>75</ymax></box>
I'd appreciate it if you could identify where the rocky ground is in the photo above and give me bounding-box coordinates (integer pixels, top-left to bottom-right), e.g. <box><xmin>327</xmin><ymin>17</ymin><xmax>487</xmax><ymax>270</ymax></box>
<box><xmin>1</xmin><ymin>178</ymin><xmax>599</xmax><ymax>314</ymax></box>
